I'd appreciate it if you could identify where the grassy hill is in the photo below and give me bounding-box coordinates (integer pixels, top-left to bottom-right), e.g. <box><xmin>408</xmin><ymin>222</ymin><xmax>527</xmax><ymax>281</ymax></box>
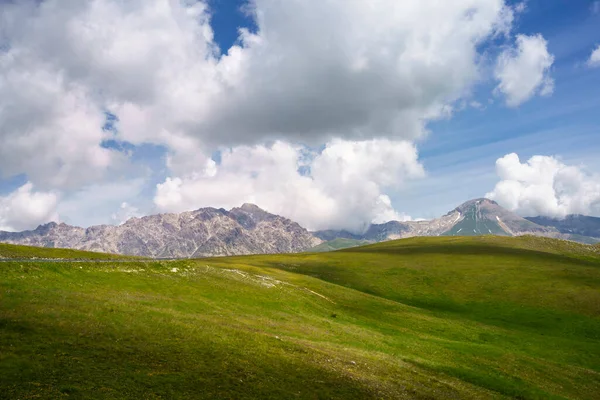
<box><xmin>1</xmin><ymin>236</ymin><xmax>599</xmax><ymax>399</ymax></box>
<box><xmin>0</xmin><ymin>242</ymin><xmax>139</xmax><ymax>260</ymax></box>
<box><xmin>563</xmin><ymin>234</ymin><xmax>600</xmax><ymax>245</ymax></box>
<box><xmin>308</xmin><ymin>237</ymin><xmax>372</xmax><ymax>252</ymax></box>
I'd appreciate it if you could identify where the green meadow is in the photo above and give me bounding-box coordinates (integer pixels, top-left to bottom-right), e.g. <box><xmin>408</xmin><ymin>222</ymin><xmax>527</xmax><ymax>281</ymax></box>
<box><xmin>1</xmin><ymin>236</ymin><xmax>599</xmax><ymax>399</ymax></box>
<box><xmin>308</xmin><ymin>237</ymin><xmax>373</xmax><ymax>252</ymax></box>
<box><xmin>0</xmin><ymin>243</ymin><xmax>138</xmax><ymax>260</ymax></box>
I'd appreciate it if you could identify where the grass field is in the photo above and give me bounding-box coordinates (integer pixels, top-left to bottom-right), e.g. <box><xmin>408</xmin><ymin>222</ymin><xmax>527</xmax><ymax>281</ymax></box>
<box><xmin>308</xmin><ymin>237</ymin><xmax>373</xmax><ymax>252</ymax></box>
<box><xmin>0</xmin><ymin>242</ymin><xmax>139</xmax><ymax>260</ymax></box>
<box><xmin>1</xmin><ymin>236</ymin><xmax>599</xmax><ymax>399</ymax></box>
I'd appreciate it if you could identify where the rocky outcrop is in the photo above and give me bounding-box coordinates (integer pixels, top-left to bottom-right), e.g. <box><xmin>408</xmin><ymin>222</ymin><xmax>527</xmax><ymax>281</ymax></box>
<box><xmin>0</xmin><ymin>204</ymin><xmax>322</xmax><ymax>258</ymax></box>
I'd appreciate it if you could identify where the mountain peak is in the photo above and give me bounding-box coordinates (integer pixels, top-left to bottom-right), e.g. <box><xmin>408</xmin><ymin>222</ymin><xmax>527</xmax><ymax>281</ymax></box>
<box><xmin>454</xmin><ymin>198</ymin><xmax>498</xmax><ymax>212</ymax></box>
<box><xmin>239</xmin><ymin>203</ymin><xmax>264</xmax><ymax>212</ymax></box>
<box><xmin>1</xmin><ymin>204</ymin><xmax>320</xmax><ymax>258</ymax></box>
<box><xmin>34</xmin><ymin>221</ymin><xmax>61</xmax><ymax>232</ymax></box>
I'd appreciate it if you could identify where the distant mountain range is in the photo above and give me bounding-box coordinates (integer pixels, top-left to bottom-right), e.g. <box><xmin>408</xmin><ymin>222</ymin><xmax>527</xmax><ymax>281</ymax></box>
<box><xmin>314</xmin><ymin>199</ymin><xmax>600</xmax><ymax>246</ymax></box>
<box><xmin>1</xmin><ymin>199</ymin><xmax>598</xmax><ymax>257</ymax></box>
<box><xmin>0</xmin><ymin>204</ymin><xmax>320</xmax><ymax>258</ymax></box>
<box><xmin>525</xmin><ymin>215</ymin><xmax>600</xmax><ymax>241</ymax></box>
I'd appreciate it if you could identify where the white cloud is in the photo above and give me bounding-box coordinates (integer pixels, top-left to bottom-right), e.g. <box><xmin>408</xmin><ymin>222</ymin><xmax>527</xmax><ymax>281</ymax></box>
<box><xmin>494</xmin><ymin>34</ymin><xmax>555</xmax><ymax>107</ymax></box>
<box><xmin>0</xmin><ymin>0</ymin><xmax>528</xmax><ymax>230</ymax></box>
<box><xmin>592</xmin><ymin>1</ymin><xmax>600</xmax><ymax>14</ymax></box>
<box><xmin>0</xmin><ymin>63</ymin><xmax>120</xmax><ymax>188</ymax></box>
<box><xmin>155</xmin><ymin>139</ymin><xmax>424</xmax><ymax>233</ymax></box>
<box><xmin>514</xmin><ymin>2</ymin><xmax>527</xmax><ymax>14</ymax></box>
<box><xmin>1</xmin><ymin>0</ymin><xmax>519</xmax><ymax>178</ymax></box>
<box><xmin>0</xmin><ymin>179</ymin><xmax>147</xmax><ymax>231</ymax></box>
<box><xmin>0</xmin><ymin>183</ymin><xmax>59</xmax><ymax>231</ymax></box>
<box><xmin>57</xmin><ymin>179</ymin><xmax>146</xmax><ymax>227</ymax></box>
<box><xmin>486</xmin><ymin>153</ymin><xmax>600</xmax><ymax>218</ymax></box>
<box><xmin>588</xmin><ymin>45</ymin><xmax>600</xmax><ymax>68</ymax></box>
<box><xmin>186</xmin><ymin>0</ymin><xmax>516</xmax><ymax>147</ymax></box>
<box><xmin>112</xmin><ymin>202</ymin><xmax>141</xmax><ymax>225</ymax></box>
<box><xmin>470</xmin><ymin>101</ymin><xmax>485</xmax><ymax>110</ymax></box>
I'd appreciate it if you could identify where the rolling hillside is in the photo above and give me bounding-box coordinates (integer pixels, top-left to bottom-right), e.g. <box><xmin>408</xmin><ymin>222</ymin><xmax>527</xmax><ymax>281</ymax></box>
<box><xmin>1</xmin><ymin>237</ymin><xmax>599</xmax><ymax>399</ymax></box>
<box><xmin>308</xmin><ymin>238</ymin><xmax>372</xmax><ymax>252</ymax></box>
<box><xmin>0</xmin><ymin>242</ymin><xmax>139</xmax><ymax>260</ymax></box>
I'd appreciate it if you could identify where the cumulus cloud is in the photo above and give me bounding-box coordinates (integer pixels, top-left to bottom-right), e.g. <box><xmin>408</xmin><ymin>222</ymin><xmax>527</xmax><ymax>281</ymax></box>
<box><xmin>155</xmin><ymin>139</ymin><xmax>424</xmax><ymax>233</ymax></box>
<box><xmin>0</xmin><ymin>0</ymin><xmax>519</xmax><ymax>183</ymax></box>
<box><xmin>588</xmin><ymin>45</ymin><xmax>600</xmax><ymax>68</ymax></box>
<box><xmin>112</xmin><ymin>202</ymin><xmax>142</xmax><ymax>225</ymax></box>
<box><xmin>0</xmin><ymin>0</ymin><xmax>530</xmax><ymax>230</ymax></box>
<box><xmin>494</xmin><ymin>34</ymin><xmax>555</xmax><ymax>107</ymax></box>
<box><xmin>486</xmin><ymin>153</ymin><xmax>600</xmax><ymax>218</ymax></box>
<box><xmin>0</xmin><ymin>62</ymin><xmax>120</xmax><ymax>189</ymax></box>
<box><xmin>187</xmin><ymin>0</ymin><xmax>516</xmax><ymax>147</ymax></box>
<box><xmin>0</xmin><ymin>179</ymin><xmax>147</xmax><ymax>230</ymax></box>
<box><xmin>0</xmin><ymin>183</ymin><xmax>59</xmax><ymax>231</ymax></box>
<box><xmin>57</xmin><ymin>179</ymin><xmax>146</xmax><ymax>227</ymax></box>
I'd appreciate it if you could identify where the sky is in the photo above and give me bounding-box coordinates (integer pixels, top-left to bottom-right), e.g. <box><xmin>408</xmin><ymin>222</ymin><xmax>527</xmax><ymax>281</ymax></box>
<box><xmin>0</xmin><ymin>0</ymin><xmax>599</xmax><ymax>232</ymax></box>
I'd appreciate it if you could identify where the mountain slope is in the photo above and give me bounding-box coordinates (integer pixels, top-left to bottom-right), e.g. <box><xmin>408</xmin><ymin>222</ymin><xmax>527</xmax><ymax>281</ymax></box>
<box><xmin>307</xmin><ymin>238</ymin><xmax>372</xmax><ymax>252</ymax></box>
<box><xmin>2</xmin><ymin>198</ymin><xmax>598</xmax><ymax>257</ymax></box>
<box><xmin>314</xmin><ymin>198</ymin><xmax>560</xmax><ymax>242</ymax></box>
<box><xmin>526</xmin><ymin>214</ymin><xmax>600</xmax><ymax>239</ymax></box>
<box><xmin>441</xmin><ymin>198</ymin><xmax>554</xmax><ymax>236</ymax></box>
<box><xmin>1</xmin><ymin>236</ymin><xmax>599</xmax><ymax>399</ymax></box>
<box><xmin>0</xmin><ymin>204</ymin><xmax>321</xmax><ymax>258</ymax></box>
<box><xmin>314</xmin><ymin>221</ymin><xmax>413</xmax><ymax>242</ymax></box>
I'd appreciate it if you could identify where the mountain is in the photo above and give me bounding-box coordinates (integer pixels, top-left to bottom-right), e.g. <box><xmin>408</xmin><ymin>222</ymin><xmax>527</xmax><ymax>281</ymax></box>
<box><xmin>1</xmin><ymin>198</ymin><xmax>598</xmax><ymax>257</ymax></box>
<box><xmin>314</xmin><ymin>198</ymin><xmax>560</xmax><ymax>243</ymax></box>
<box><xmin>0</xmin><ymin>204</ymin><xmax>321</xmax><ymax>258</ymax></box>
<box><xmin>440</xmin><ymin>198</ymin><xmax>554</xmax><ymax>236</ymax></box>
<box><xmin>525</xmin><ymin>215</ymin><xmax>600</xmax><ymax>242</ymax></box>
<box><xmin>314</xmin><ymin>221</ymin><xmax>412</xmax><ymax>242</ymax></box>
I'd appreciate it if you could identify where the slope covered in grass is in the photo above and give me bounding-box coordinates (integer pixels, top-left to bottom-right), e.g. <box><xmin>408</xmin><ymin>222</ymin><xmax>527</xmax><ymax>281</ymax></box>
<box><xmin>308</xmin><ymin>238</ymin><xmax>373</xmax><ymax>252</ymax></box>
<box><xmin>0</xmin><ymin>242</ymin><xmax>139</xmax><ymax>260</ymax></box>
<box><xmin>1</xmin><ymin>236</ymin><xmax>599</xmax><ymax>399</ymax></box>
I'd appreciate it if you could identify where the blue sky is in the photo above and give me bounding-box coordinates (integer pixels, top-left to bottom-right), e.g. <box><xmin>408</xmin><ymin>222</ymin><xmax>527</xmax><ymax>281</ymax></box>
<box><xmin>402</xmin><ymin>0</ymin><xmax>600</xmax><ymax>217</ymax></box>
<box><xmin>0</xmin><ymin>0</ymin><xmax>599</xmax><ymax>231</ymax></box>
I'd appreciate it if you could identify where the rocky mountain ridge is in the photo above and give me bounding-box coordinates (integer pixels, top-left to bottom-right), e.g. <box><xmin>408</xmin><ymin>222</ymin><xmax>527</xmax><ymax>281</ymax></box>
<box><xmin>0</xmin><ymin>204</ymin><xmax>322</xmax><ymax>258</ymax></box>
<box><xmin>314</xmin><ymin>199</ymin><xmax>599</xmax><ymax>246</ymax></box>
<box><xmin>1</xmin><ymin>199</ymin><xmax>598</xmax><ymax>257</ymax></box>
<box><xmin>525</xmin><ymin>215</ymin><xmax>600</xmax><ymax>239</ymax></box>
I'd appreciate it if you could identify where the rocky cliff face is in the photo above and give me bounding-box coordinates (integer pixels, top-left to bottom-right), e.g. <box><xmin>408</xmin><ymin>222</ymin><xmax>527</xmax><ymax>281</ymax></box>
<box><xmin>0</xmin><ymin>204</ymin><xmax>322</xmax><ymax>258</ymax></box>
